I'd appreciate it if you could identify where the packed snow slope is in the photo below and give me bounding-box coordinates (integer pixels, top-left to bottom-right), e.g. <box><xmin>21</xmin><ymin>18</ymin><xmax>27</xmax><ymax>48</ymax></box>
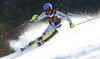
<box><xmin>0</xmin><ymin>14</ymin><xmax>100</xmax><ymax>59</ymax></box>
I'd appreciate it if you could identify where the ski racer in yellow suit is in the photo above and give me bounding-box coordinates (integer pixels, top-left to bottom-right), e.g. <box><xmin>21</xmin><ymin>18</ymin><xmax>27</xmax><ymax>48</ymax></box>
<box><xmin>21</xmin><ymin>3</ymin><xmax>75</xmax><ymax>51</ymax></box>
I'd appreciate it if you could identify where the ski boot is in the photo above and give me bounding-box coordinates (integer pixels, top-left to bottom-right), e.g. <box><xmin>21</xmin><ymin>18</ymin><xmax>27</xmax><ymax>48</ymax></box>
<box><xmin>37</xmin><ymin>40</ymin><xmax>45</xmax><ymax>46</ymax></box>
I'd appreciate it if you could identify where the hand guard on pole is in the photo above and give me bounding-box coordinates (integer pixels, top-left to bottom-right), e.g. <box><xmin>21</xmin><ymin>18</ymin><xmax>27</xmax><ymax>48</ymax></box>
<box><xmin>30</xmin><ymin>14</ymin><xmax>38</xmax><ymax>22</ymax></box>
<box><xmin>70</xmin><ymin>23</ymin><xmax>76</xmax><ymax>28</ymax></box>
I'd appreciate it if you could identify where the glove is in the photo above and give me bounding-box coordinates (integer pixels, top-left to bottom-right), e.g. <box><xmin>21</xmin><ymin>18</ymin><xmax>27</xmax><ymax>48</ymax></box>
<box><xmin>70</xmin><ymin>23</ymin><xmax>75</xmax><ymax>28</ymax></box>
<box><xmin>30</xmin><ymin>14</ymin><xmax>38</xmax><ymax>22</ymax></box>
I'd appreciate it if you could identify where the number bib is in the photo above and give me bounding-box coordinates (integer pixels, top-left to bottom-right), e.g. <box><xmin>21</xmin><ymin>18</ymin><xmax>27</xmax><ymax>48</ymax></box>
<box><xmin>46</xmin><ymin>10</ymin><xmax>61</xmax><ymax>26</ymax></box>
<box><xmin>47</xmin><ymin>16</ymin><xmax>58</xmax><ymax>22</ymax></box>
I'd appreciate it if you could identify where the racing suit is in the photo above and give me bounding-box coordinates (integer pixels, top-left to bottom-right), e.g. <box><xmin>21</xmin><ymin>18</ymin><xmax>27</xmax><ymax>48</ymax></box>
<box><xmin>34</xmin><ymin>10</ymin><xmax>72</xmax><ymax>42</ymax></box>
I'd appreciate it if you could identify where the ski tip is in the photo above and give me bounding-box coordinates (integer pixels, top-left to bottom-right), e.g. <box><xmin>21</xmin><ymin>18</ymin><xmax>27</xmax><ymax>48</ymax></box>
<box><xmin>20</xmin><ymin>48</ymin><xmax>25</xmax><ymax>52</ymax></box>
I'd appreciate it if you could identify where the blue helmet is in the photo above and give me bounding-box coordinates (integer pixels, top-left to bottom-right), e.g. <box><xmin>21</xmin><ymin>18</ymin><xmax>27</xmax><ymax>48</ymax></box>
<box><xmin>43</xmin><ymin>3</ymin><xmax>52</xmax><ymax>12</ymax></box>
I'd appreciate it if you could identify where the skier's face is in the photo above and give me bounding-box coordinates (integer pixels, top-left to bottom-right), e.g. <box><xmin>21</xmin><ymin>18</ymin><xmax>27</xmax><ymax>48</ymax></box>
<box><xmin>46</xmin><ymin>11</ymin><xmax>51</xmax><ymax>15</ymax></box>
<box><xmin>44</xmin><ymin>9</ymin><xmax>52</xmax><ymax>15</ymax></box>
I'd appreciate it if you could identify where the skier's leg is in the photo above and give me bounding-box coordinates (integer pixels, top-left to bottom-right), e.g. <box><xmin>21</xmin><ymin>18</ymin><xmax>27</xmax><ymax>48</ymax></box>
<box><xmin>20</xmin><ymin>24</ymin><xmax>61</xmax><ymax>51</ymax></box>
<box><xmin>20</xmin><ymin>37</ymin><xmax>41</xmax><ymax>51</ymax></box>
<box><xmin>20</xmin><ymin>38</ymin><xmax>40</xmax><ymax>51</ymax></box>
<box><xmin>41</xmin><ymin>24</ymin><xmax>55</xmax><ymax>41</ymax></box>
<box><xmin>28</xmin><ymin>24</ymin><xmax>61</xmax><ymax>47</ymax></box>
<box><xmin>36</xmin><ymin>24</ymin><xmax>58</xmax><ymax>46</ymax></box>
<box><xmin>43</xmin><ymin>29</ymin><xmax>58</xmax><ymax>42</ymax></box>
<box><xmin>28</xmin><ymin>36</ymin><xmax>42</xmax><ymax>47</ymax></box>
<box><xmin>43</xmin><ymin>24</ymin><xmax>61</xmax><ymax>42</ymax></box>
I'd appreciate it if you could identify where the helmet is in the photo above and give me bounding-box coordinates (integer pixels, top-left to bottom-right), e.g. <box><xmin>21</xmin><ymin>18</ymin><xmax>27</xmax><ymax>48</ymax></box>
<box><xmin>43</xmin><ymin>3</ymin><xmax>52</xmax><ymax>12</ymax></box>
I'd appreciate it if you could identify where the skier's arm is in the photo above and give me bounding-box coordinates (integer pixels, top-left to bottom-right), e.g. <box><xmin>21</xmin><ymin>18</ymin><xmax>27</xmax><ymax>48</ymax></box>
<box><xmin>56</xmin><ymin>11</ymin><xmax>72</xmax><ymax>24</ymax></box>
<box><xmin>34</xmin><ymin>12</ymin><xmax>46</xmax><ymax>22</ymax></box>
<box><xmin>56</xmin><ymin>11</ymin><xmax>75</xmax><ymax>28</ymax></box>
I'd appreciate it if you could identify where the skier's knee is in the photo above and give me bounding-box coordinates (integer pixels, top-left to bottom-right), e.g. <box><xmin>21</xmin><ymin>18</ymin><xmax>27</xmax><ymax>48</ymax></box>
<box><xmin>28</xmin><ymin>41</ymin><xmax>36</xmax><ymax>46</ymax></box>
<box><xmin>37</xmin><ymin>36</ymin><xmax>42</xmax><ymax>41</ymax></box>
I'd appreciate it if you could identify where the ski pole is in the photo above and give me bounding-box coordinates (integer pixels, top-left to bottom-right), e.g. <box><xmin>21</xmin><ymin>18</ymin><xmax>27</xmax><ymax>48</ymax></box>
<box><xmin>1</xmin><ymin>14</ymin><xmax>38</xmax><ymax>38</ymax></box>
<box><xmin>1</xmin><ymin>24</ymin><xmax>24</xmax><ymax>37</ymax></box>
<box><xmin>76</xmin><ymin>16</ymin><xmax>98</xmax><ymax>26</ymax></box>
<box><xmin>68</xmin><ymin>13</ymin><xmax>94</xmax><ymax>23</ymax></box>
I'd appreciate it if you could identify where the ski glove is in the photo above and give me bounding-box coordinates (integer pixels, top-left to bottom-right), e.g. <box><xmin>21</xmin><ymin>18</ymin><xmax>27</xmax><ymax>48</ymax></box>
<box><xmin>70</xmin><ymin>23</ymin><xmax>75</xmax><ymax>28</ymax></box>
<box><xmin>30</xmin><ymin>14</ymin><xmax>38</xmax><ymax>22</ymax></box>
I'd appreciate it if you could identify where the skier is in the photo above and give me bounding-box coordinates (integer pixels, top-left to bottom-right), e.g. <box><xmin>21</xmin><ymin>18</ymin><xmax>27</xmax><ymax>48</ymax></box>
<box><xmin>21</xmin><ymin>3</ymin><xmax>75</xmax><ymax>51</ymax></box>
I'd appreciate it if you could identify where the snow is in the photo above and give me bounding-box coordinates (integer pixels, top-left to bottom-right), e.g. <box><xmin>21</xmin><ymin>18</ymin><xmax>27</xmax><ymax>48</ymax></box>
<box><xmin>0</xmin><ymin>14</ymin><xmax>100</xmax><ymax>59</ymax></box>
